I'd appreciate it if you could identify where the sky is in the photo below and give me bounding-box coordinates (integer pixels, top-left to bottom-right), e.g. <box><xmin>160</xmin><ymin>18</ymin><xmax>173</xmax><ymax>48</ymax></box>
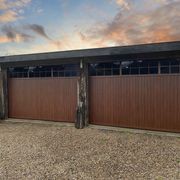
<box><xmin>0</xmin><ymin>0</ymin><xmax>180</xmax><ymax>56</ymax></box>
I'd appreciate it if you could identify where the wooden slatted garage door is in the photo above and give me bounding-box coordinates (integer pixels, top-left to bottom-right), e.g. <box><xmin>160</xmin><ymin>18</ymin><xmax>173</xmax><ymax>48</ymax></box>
<box><xmin>90</xmin><ymin>75</ymin><xmax>180</xmax><ymax>132</ymax></box>
<box><xmin>8</xmin><ymin>77</ymin><xmax>78</xmax><ymax>122</ymax></box>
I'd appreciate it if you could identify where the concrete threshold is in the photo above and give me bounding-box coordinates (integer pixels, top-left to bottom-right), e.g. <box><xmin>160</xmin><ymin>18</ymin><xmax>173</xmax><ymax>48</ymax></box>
<box><xmin>89</xmin><ymin>124</ymin><xmax>180</xmax><ymax>138</ymax></box>
<box><xmin>4</xmin><ymin>118</ymin><xmax>74</xmax><ymax>127</ymax></box>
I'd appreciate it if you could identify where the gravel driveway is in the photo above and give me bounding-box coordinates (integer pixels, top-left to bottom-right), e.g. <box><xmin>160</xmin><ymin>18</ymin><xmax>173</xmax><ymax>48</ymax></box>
<box><xmin>0</xmin><ymin>121</ymin><xmax>179</xmax><ymax>180</ymax></box>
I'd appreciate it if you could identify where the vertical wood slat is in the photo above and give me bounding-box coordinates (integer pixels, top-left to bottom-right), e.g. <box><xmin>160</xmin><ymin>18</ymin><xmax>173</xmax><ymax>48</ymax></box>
<box><xmin>8</xmin><ymin>77</ymin><xmax>78</xmax><ymax>122</ymax></box>
<box><xmin>90</xmin><ymin>75</ymin><xmax>180</xmax><ymax>133</ymax></box>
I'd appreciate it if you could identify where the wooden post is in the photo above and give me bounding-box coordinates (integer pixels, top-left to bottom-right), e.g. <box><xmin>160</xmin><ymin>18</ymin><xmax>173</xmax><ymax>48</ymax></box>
<box><xmin>75</xmin><ymin>60</ymin><xmax>89</xmax><ymax>129</ymax></box>
<box><xmin>0</xmin><ymin>66</ymin><xmax>8</xmax><ymax>120</ymax></box>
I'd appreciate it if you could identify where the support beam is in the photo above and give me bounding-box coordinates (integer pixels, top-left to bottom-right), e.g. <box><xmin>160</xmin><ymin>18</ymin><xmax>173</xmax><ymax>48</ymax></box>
<box><xmin>0</xmin><ymin>67</ymin><xmax>8</xmax><ymax>120</ymax></box>
<box><xmin>75</xmin><ymin>60</ymin><xmax>89</xmax><ymax>129</ymax></box>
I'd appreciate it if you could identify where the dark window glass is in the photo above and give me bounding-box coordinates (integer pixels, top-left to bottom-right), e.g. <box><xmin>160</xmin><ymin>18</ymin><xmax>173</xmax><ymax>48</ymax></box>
<box><xmin>130</xmin><ymin>61</ymin><xmax>139</xmax><ymax>68</ymax></box>
<box><xmin>112</xmin><ymin>62</ymin><xmax>120</xmax><ymax>68</ymax></box>
<box><xmin>139</xmin><ymin>61</ymin><xmax>149</xmax><ymax>67</ymax></box>
<box><xmin>121</xmin><ymin>61</ymin><xmax>133</xmax><ymax>68</ymax></box>
<box><xmin>140</xmin><ymin>67</ymin><xmax>148</xmax><ymax>74</ymax></box>
<box><xmin>34</xmin><ymin>72</ymin><xmax>40</xmax><ymax>77</ymax></box>
<box><xmin>23</xmin><ymin>72</ymin><xmax>28</xmax><ymax>78</ymax></box>
<box><xmin>9</xmin><ymin>64</ymin><xmax>79</xmax><ymax>78</ymax></box>
<box><xmin>130</xmin><ymin>67</ymin><xmax>139</xmax><ymax>75</ymax></box>
<box><xmin>96</xmin><ymin>63</ymin><xmax>104</xmax><ymax>69</ymax></box>
<box><xmin>89</xmin><ymin>69</ymin><xmax>96</xmax><ymax>76</ymax></box>
<box><xmin>171</xmin><ymin>66</ymin><xmax>179</xmax><ymax>74</ymax></box>
<box><xmin>64</xmin><ymin>71</ymin><xmax>72</xmax><ymax>77</ymax></box>
<box><xmin>105</xmin><ymin>69</ymin><xmax>112</xmax><ymax>76</ymax></box>
<box><xmin>159</xmin><ymin>59</ymin><xmax>180</xmax><ymax>74</ymax></box>
<box><xmin>86</xmin><ymin>60</ymin><xmax>180</xmax><ymax>77</ymax></box>
<box><xmin>161</xmin><ymin>66</ymin><xmax>169</xmax><ymax>74</ymax></box>
<box><xmin>29</xmin><ymin>72</ymin><xmax>34</xmax><ymax>77</ymax></box>
<box><xmin>145</xmin><ymin>60</ymin><xmax>159</xmax><ymax>74</ymax></box>
<box><xmin>89</xmin><ymin>64</ymin><xmax>98</xmax><ymax>76</ymax></box>
<box><xmin>113</xmin><ymin>69</ymin><xmax>120</xmax><ymax>75</ymax></box>
<box><xmin>104</xmin><ymin>63</ymin><xmax>112</xmax><ymax>69</ymax></box>
<box><xmin>149</xmin><ymin>67</ymin><xmax>158</xmax><ymax>74</ymax></box>
<box><xmin>170</xmin><ymin>60</ymin><xmax>179</xmax><ymax>66</ymax></box>
<box><xmin>122</xmin><ymin>67</ymin><xmax>130</xmax><ymax>75</ymax></box>
<box><xmin>160</xmin><ymin>60</ymin><xmax>169</xmax><ymax>66</ymax></box>
<box><xmin>57</xmin><ymin>71</ymin><xmax>64</xmax><ymax>77</ymax></box>
<box><xmin>149</xmin><ymin>60</ymin><xmax>158</xmax><ymax>67</ymax></box>
<box><xmin>96</xmin><ymin>69</ymin><xmax>104</xmax><ymax>76</ymax></box>
<box><xmin>53</xmin><ymin>71</ymin><xmax>59</xmax><ymax>77</ymax></box>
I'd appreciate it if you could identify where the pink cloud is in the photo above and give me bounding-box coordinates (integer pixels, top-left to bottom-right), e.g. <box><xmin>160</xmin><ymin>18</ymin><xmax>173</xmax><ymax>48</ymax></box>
<box><xmin>0</xmin><ymin>36</ymin><xmax>10</xmax><ymax>43</ymax></box>
<box><xmin>115</xmin><ymin>0</ymin><xmax>130</xmax><ymax>10</ymax></box>
<box><xmin>0</xmin><ymin>0</ymin><xmax>31</xmax><ymax>23</ymax></box>
<box><xmin>0</xmin><ymin>0</ymin><xmax>31</xmax><ymax>10</ymax></box>
<box><xmin>81</xmin><ymin>1</ymin><xmax>180</xmax><ymax>47</ymax></box>
<box><xmin>0</xmin><ymin>10</ymin><xmax>18</xmax><ymax>23</ymax></box>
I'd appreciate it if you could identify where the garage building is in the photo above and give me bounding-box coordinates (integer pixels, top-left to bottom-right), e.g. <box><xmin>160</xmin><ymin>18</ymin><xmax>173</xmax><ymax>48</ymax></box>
<box><xmin>0</xmin><ymin>41</ymin><xmax>180</xmax><ymax>132</ymax></box>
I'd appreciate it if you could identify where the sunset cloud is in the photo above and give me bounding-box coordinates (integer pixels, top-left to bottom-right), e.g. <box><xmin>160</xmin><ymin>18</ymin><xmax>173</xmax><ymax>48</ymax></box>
<box><xmin>0</xmin><ymin>0</ymin><xmax>31</xmax><ymax>10</ymax></box>
<box><xmin>1</xmin><ymin>25</ymin><xmax>34</xmax><ymax>42</ymax></box>
<box><xmin>0</xmin><ymin>0</ymin><xmax>31</xmax><ymax>23</ymax></box>
<box><xmin>115</xmin><ymin>0</ymin><xmax>130</xmax><ymax>10</ymax></box>
<box><xmin>0</xmin><ymin>36</ymin><xmax>11</xmax><ymax>43</ymax></box>
<box><xmin>0</xmin><ymin>23</ymin><xmax>62</xmax><ymax>50</ymax></box>
<box><xmin>25</xmin><ymin>24</ymin><xmax>62</xmax><ymax>48</ymax></box>
<box><xmin>82</xmin><ymin>1</ymin><xmax>180</xmax><ymax>47</ymax></box>
<box><xmin>0</xmin><ymin>10</ymin><xmax>18</xmax><ymax>23</ymax></box>
<box><xmin>25</xmin><ymin>24</ymin><xmax>52</xmax><ymax>40</ymax></box>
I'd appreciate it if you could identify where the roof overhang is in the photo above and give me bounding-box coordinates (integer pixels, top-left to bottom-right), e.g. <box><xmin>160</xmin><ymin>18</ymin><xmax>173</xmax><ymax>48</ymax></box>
<box><xmin>0</xmin><ymin>41</ymin><xmax>180</xmax><ymax>67</ymax></box>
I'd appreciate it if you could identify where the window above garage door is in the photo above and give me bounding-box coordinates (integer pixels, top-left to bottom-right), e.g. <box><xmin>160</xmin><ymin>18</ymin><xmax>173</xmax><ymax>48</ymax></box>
<box><xmin>8</xmin><ymin>64</ymin><xmax>80</xmax><ymax>78</ymax></box>
<box><xmin>89</xmin><ymin>58</ymin><xmax>180</xmax><ymax>76</ymax></box>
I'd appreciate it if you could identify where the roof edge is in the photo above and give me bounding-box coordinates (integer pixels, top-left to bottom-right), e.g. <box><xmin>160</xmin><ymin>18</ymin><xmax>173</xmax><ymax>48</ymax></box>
<box><xmin>0</xmin><ymin>41</ymin><xmax>180</xmax><ymax>64</ymax></box>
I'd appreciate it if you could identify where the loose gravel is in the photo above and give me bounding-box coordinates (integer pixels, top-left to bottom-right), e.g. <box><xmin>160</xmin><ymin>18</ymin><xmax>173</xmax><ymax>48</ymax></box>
<box><xmin>0</xmin><ymin>121</ymin><xmax>179</xmax><ymax>180</ymax></box>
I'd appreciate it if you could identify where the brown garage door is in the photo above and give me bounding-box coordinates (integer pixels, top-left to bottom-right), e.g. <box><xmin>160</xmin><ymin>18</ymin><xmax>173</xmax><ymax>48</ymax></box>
<box><xmin>90</xmin><ymin>75</ymin><xmax>180</xmax><ymax>132</ymax></box>
<box><xmin>8</xmin><ymin>77</ymin><xmax>77</xmax><ymax>122</ymax></box>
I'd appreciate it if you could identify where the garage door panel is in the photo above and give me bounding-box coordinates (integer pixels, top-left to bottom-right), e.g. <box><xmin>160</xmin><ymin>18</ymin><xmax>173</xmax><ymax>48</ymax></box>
<box><xmin>90</xmin><ymin>75</ymin><xmax>180</xmax><ymax>132</ymax></box>
<box><xmin>8</xmin><ymin>77</ymin><xmax>77</xmax><ymax>122</ymax></box>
